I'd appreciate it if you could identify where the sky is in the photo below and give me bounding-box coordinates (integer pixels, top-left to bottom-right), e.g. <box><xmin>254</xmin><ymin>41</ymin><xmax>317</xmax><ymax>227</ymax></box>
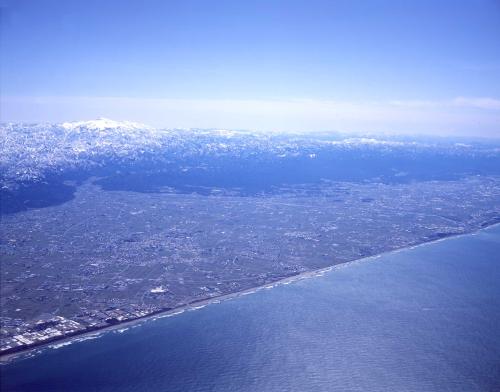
<box><xmin>1</xmin><ymin>0</ymin><xmax>500</xmax><ymax>136</ymax></box>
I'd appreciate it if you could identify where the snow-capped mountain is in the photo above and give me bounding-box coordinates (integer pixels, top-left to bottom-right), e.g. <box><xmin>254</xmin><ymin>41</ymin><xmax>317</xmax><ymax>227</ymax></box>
<box><xmin>1</xmin><ymin>119</ymin><xmax>499</xmax><ymax>191</ymax></box>
<box><xmin>60</xmin><ymin>118</ymin><xmax>153</xmax><ymax>132</ymax></box>
<box><xmin>0</xmin><ymin>119</ymin><xmax>164</xmax><ymax>188</ymax></box>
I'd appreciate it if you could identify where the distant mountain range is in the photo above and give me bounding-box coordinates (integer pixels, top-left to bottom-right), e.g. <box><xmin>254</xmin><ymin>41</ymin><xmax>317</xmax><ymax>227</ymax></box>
<box><xmin>2</xmin><ymin>118</ymin><xmax>499</xmax><ymax>192</ymax></box>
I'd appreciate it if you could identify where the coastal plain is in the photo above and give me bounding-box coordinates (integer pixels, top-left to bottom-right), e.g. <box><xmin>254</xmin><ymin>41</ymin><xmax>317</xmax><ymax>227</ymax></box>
<box><xmin>1</xmin><ymin>175</ymin><xmax>500</xmax><ymax>356</ymax></box>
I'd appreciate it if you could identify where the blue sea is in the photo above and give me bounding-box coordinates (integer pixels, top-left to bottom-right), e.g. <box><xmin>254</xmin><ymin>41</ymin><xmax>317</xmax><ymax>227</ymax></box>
<box><xmin>2</xmin><ymin>225</ymin><xmax>500</xmax><ymax>392</ymax></box>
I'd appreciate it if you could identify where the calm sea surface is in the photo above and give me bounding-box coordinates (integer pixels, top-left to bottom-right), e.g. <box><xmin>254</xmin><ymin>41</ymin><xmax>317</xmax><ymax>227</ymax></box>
<box><xmin>2</xmin><ymin>225</ymin><xmax>500</xmax><ymax>392</ymax></box>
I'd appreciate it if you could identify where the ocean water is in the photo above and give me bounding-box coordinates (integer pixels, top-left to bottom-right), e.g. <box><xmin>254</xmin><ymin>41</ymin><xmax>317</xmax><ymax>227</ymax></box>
<box><xmin>2</xmin><ymin>225</ymin><xmax>500</xmax><ymax>392</ymax></box>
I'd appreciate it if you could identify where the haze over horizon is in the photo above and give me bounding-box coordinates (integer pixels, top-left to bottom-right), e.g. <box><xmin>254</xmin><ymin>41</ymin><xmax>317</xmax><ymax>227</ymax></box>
<box><xmin>1</xmin><ymin>0</ymin><xmax>500</xmax><ymax>137</ymax></box>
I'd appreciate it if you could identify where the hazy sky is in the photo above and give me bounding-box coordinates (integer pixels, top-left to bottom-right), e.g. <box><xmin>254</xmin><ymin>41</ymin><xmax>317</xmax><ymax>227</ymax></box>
<box><xmin>1</xmin><ymin>0</ymin><xmax>499</xmax><ymax>136</ymax></box>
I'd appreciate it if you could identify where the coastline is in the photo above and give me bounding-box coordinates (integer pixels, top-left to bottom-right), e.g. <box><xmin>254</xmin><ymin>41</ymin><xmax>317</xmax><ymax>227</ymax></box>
<box><xmin>2</xmin><ymin>222</ymin><xmax>499</xmax><ymax>365</ymax></box>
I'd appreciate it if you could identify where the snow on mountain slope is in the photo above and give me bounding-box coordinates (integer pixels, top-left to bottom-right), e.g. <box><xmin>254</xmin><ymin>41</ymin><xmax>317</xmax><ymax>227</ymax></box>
<box><xmin>1</xmin><ymin>119</ymin><xmax>498</xmax><ymax>189</ymax></box>
<box><xmin>0</xmin><ymin>120</ymin><xmax>164</xmax><ymax>188</ymax></box>
<box><xmin>60</xmin><ymin>118</ymin><xmax>152</xmax><ymax>132</ymax></box>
